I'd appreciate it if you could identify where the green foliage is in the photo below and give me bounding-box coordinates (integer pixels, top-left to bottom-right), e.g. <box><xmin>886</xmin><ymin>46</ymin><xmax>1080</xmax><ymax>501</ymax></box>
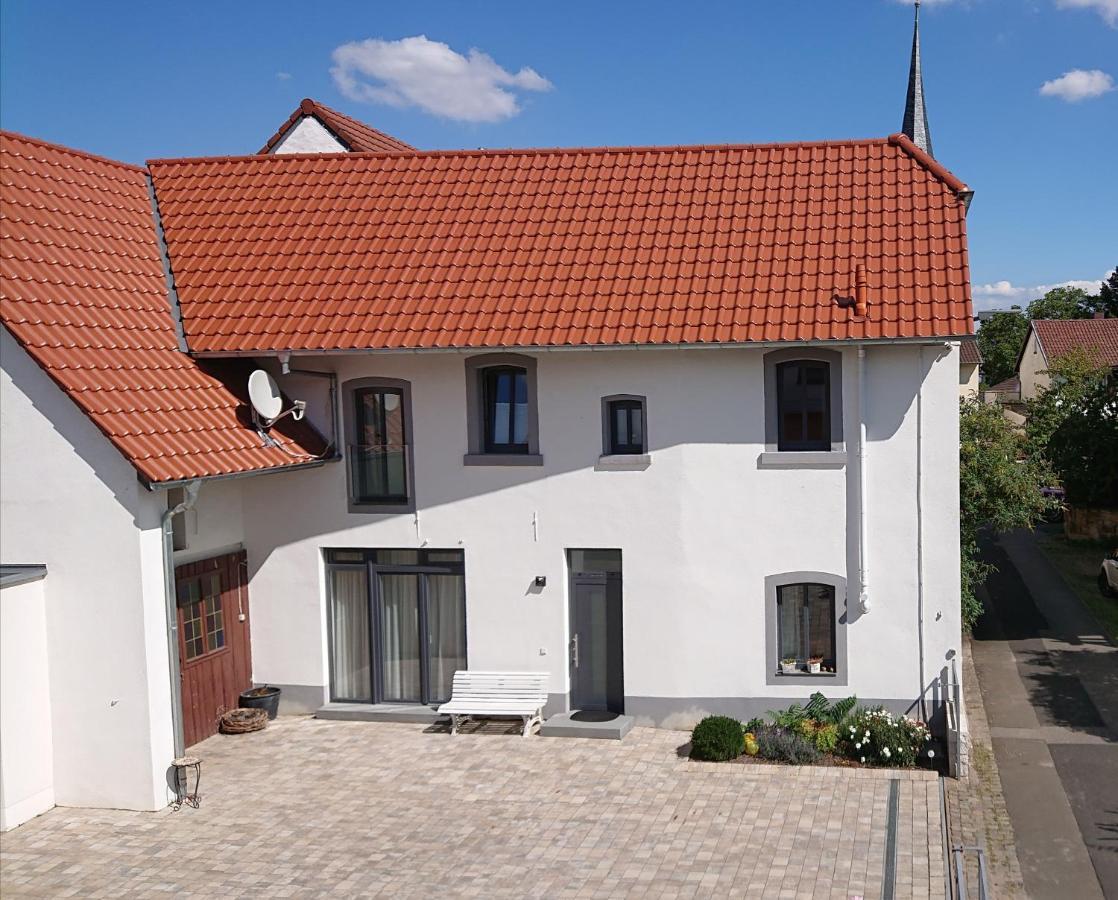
<box><xmin>959</xmin><ymin>398</ymin><xmax>1056</xmax><ymax>629</ymax></box>
<box><xmin>1026</xmin><ymin>351</ymin><xmax>1118</xmax><ymax>508</ymax></box>
<box><xmin>689</xmin><ymin>715</ymin><xmax>744</xmax><ymax>761</ymax></box>
<box><xmin>1025</xmin><ymin>286</ymin><xmax>1095</xmax><ymax>321</ymax></box>
<box><xmin>766</xmin><ymin>703</ymin><xmax>807</xmax><ymax>730</ymax></box>
<box><xmin>837</xmin><ymin>708</ymin><xmax>930</xmax><ymax>768</ymax></box>
<box><xmin>976</xmin><ymin>310</ymin><xmax>1029</xmax><ymax>387</ymax></box>
<box><xmin>743</xmin><ymin>717</ymin><xmax>765</xmax><ymax>734</ymax></box>
<box><xmin>1097</xmin><ymin>266</ymin><xmax>1118</xmax><ymax>319</ymax></box>
<box><xmin>768</xmin><ymin>693</ymin><xmax>858</xmax><ymax>730</ymax></box>
<box><xmin>754</xmin><ymin>725</ymin><xmax>821</xmax><ymax>764</ymax></box>
<box><xmin>797</xmin><ymin>719</ymin><xmax>840</xmax><ymax>753</ymax></box>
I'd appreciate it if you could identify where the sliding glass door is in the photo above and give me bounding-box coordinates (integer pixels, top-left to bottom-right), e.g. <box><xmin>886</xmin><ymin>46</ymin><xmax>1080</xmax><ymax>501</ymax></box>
<box><xmin>326</xmin><ymin>549</ymin><xmax>466</xmax><ymax>705</ymax></box>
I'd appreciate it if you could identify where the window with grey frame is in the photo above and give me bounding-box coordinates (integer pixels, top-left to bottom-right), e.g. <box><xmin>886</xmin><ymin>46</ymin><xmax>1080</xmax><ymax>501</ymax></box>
<box><xmin>482</xmin><ymin>365</ymin><xmax>530</xmax><ymax>454</ymax></box>
<box><xmin>606</xmin><ymin>397</ymin><xmax>645</xmax><ymax>455</ymax></box>
<box><xmin>776</xmin><ymin>583</ymin><xmax>837</xmax><ymax>675</ymax></box>
<box><xmin>776</xmin><ymin>360</ymin><xmax>831</xmax><ymax>451</ymax></box>
<box><xmin>351</xmin><ymin>385</ymin><xmax>409</xmax><ymax>504</ymax></box>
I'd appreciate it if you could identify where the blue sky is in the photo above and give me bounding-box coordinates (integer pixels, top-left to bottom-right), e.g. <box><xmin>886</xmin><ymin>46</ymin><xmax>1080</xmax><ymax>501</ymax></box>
<box><xmin>2</xmin><ymin>0</ymin><xmax>1114</xmax><ymax>310</ymax></box>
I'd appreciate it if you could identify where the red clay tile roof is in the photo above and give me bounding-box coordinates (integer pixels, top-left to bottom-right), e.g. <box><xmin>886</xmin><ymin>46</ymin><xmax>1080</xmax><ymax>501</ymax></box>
<box><xmin>960</xmin><ymin>337</ymin><xmax>981</xmax><ymax>365</ymax></box>
<box><xmin>0</xmin><ymin>131</ymin><xmax>330</xmax><ymax>485</ymax></box>
<box><xmin>1032</xmin><ymin>318</ymin><xmax>1118</xmax><ymax>367</ymax></box>
<box><xmin>149</xmin><ymin>132</ymin><xmax>973</xmax><ymax>354</ymax></box>
<box><xmin>986</xmin><ymin>375</ymin><xmax>1020</xmax><ymax>394</ymax></box>
<box><xmin>259</xmin><ymin>98</ymin><xmax>414</xmax><ymax>155</ymax></box>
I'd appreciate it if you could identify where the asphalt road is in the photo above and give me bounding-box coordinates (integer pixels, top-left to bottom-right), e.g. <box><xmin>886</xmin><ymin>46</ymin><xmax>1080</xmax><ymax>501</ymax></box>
<box><xmin>972</xmin><ymin>530</ymin><xmax>1118</xmax><ymax>899</ymax></box>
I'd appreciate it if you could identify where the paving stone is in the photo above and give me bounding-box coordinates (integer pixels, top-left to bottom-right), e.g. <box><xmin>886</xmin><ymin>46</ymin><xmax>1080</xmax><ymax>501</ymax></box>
<box><xmin>1</xmin><ymin>718</ymin><xmax>942</xmax><ymax>898</ymax></box>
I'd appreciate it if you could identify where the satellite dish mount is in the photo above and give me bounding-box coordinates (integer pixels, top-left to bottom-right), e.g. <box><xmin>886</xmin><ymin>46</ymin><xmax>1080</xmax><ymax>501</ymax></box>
<box><xmin>248</xmin><ymin>369</ymin><xmax>306</xmax><ymax>430</ymax></box>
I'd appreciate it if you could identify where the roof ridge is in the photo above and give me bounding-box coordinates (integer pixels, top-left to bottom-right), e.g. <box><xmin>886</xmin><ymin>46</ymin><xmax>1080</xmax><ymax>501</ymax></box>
<box><xmin>0</xmin><ymin>129</ymin><xmax>147</xmax><ymax>174</ymax></box>
<box><xmin>257</xmin><ymin>97</ymin><xmax>414</xmax><ymax>155</ymax></box>
<box><xmin>152</xmin><ymin>134</ymin><xmax>897</xmax><ymax>168</ymax></box>
<box><xmin>302</xmin><ymin>98</ymin><xmax>415</xmax><ymax>151</ymax></box>
<box><xmin>887</xmin><ymin>132</ymin><xmax>966</xmax><ymax>194</ymax></box>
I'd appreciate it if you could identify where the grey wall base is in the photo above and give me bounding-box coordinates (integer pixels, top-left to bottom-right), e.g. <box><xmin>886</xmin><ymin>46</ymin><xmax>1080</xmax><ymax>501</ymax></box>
<box><xmin>263</xmin><ymin>683</ymin><xmax>328</xmax><ymax>716</ymax></box>
<box><xmin>625</xmin><ymin>696</ymin><xmax>927</xmax><ymax>731</ymax></box>
<box><xmin>316</xmin><ymin>702</ymin><xmax>442</xmax><ymax>724</ymax></box>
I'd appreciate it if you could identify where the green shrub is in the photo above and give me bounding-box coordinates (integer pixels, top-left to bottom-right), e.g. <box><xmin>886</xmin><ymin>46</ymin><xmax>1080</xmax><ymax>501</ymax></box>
<box><xmin>837</xmin><ymin>707</ymin><xmax>930</xmax><ymax>767</ymax></box>
<box><xmin>743</xmin><ymin>717</ymin><xmax>765</xmax><ymax>733</ymax></box>
<box><xmin>797</xmin><ymin>719</ymin><xmax>839</xmax><ymax>753</ymax></box>
<box><xmin>768</xmin><ymin>693</ymin><xmax>857</xmax><ymax>731</ymax></box>
<box><xmin>689</xmin><ymin>715</ymin><xmax>744</xmax><ymax>761</ymax></box>
<box><xmin>754</xmin><ymin>725</ymin><xmax>820</xmax><ymax>764</ymax></box>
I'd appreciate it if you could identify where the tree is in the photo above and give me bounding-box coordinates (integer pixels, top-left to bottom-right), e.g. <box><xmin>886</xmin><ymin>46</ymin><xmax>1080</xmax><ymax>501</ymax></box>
<box><xmin>1026</xmin><ymin>351</ymin><xmax>1118</xmax><ymax>508</ymax></box>
<box><xmin>959</xmin><ymin>399</ymin><xmax>1054</xmax><ymax>630</ymax></box>
<box><xmin>1025</xmin><ymin>286</ymin><xmax>1094</xmax><ymax>320</ymax></box>
<box><xmin>976</xmin><ymin>310</ymin><xmax>1029</xmax><ymax>387</ymax></box>
<box><xmin>1094</xmin><ymin>265</ymin><xmax>1118</xmax><ymax>319</ymax></box>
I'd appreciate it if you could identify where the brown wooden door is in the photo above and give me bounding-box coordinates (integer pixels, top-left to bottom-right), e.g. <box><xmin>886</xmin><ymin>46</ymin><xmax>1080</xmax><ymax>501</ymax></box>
<box><xmin>175</xmin><ymin>550</ymin><xmax>252</xmax><ymax>747</ymax></box>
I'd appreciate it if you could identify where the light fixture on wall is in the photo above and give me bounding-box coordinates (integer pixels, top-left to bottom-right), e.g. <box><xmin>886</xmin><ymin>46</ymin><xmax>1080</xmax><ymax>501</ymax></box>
<box><xmin>534</xmin><ymin>576</ymin><xmax>547</xmax><ymax>588</ymax></box>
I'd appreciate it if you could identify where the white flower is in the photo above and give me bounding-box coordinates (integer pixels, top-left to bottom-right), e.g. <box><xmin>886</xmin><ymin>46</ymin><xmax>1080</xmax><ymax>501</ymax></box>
<box><xmin>855</xmin><ymin>743</ymin><xmax>862</xmax><ymax>750</ymax></box>
<box><xmin>928</xmin><ymin>749</ymin><xmax>935</xmax><ymax>758</ymax></box>
<box><xmin>860</xmin><ymin>756</ymin><xmax>866</xmax><ymax>763</ymax></box>
<box><xmin>897</xmin><ymin>747</ymin><xmax>902</xmax><ymax>754</ymax></box>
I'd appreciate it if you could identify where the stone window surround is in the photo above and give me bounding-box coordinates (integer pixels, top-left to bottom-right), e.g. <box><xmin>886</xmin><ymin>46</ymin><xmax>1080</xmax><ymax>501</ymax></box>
<box><xmin>762</xmin><ymin>347</ymin><xmax>844</xmax><ymax>454</ymax></box>
<box><xmin>342</xmin><ymin>376</ymin><xmax>416</xmax><ymax>514</ymax></box>
<box><xmin>764</xmin><ymin>571</ymin><xmax>848</xmax><ymax>687</ymax></box>
<box><xmin>463</xmin><ymin>353</ymin><xmax>543</xmax><ymax>466</ymax></box>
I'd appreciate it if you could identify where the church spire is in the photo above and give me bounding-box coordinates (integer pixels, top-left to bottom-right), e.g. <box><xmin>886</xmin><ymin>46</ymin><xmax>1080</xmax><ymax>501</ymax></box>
<box><xmin>902</xmin><ymin>0</ymin><xmax>933</xmax><ymax>157</ymax></box>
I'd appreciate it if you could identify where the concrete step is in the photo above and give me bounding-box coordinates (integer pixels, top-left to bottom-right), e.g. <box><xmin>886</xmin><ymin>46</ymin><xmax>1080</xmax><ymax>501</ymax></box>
<box><xmin>540</xmin><ymin>711</ymin><xmax>634</xmax><ymax>740</ymax></box>
<box><xmin>316</xmin><ymin>702</ymin><xmax>443</xmax><ymax>724</ymax></box>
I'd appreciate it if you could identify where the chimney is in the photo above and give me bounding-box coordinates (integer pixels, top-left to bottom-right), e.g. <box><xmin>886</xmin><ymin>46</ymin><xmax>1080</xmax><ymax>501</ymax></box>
<box><xmin>854</xmin><ymin>264</ymin><xmax>868</xmax><ymax>317</ymax></box>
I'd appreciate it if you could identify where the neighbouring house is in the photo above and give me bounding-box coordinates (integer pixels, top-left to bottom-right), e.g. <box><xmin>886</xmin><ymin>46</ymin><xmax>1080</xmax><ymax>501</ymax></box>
<box><xmin>1015</xmin><ymin>316</ymin><xmax>1118</xmax><ymax>400</ymax></box>
<box><xmin>959</xmin><ymin>337</ymin><xmax>981</xmax><ymax>398</ymax></box>
<box><xmin>0</xmin><ymin>14</ymin><xmax>971</xmax><ymax>826</ymax></box>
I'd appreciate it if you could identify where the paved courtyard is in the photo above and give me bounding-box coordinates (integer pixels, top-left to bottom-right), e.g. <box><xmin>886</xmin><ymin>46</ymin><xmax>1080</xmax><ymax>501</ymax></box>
<box><xmin>1</xmin><ymin>718</ymin><xmax>944</xmax><ymax>898</ymax></box>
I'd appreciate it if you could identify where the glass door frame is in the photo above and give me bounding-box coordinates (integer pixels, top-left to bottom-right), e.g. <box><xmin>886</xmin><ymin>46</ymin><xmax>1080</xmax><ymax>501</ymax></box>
<box><xmin>325</xmin><ymin>549</ymin><xmax>467</xmax><ymax>706</ymax></box>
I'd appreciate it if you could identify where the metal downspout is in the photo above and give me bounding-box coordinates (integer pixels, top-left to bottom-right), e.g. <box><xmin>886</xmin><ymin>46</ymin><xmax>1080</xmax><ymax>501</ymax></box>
<box><xmin>858</xmin><ymin>346</ymin><xmax>871</xmax><ymax>614</ymax></box>
<box><xmin>916</xmin><ymin>347</ymin><xmax>928</xmax><ymax>721</ymax></box>
<box><xmin>162</xmin><ymin>480</ymin><xmax>200</xmax><ymax>758</ymax></box>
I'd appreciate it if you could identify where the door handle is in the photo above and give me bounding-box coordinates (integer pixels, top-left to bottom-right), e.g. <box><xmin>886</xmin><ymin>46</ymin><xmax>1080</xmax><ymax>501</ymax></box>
<box><xmin>570</xmin><ymin>634</ymin><xmax>579</xmax><ymax>668</ymax></box>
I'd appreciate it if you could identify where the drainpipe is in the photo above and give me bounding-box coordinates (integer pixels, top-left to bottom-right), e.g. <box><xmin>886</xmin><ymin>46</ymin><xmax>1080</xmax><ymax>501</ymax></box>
<box><xmin>162</xmin><ymin>479</ymin><xmax>200</xmax><ymax>758</ymax></box>
<box><xmin>916</xmin><ymin>347</ymin><xmax>928</xmax><ymax>720</ymax></box>
<box><xmin>858</xmin><ymin>346</ymin><xmax>871</xmax><ymax>614</ymax></box>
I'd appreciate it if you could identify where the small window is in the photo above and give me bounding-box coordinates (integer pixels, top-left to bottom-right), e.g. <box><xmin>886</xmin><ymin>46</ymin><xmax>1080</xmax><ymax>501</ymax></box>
<box><xmin>483</xmin><ymin>366</ymin><xmax>529</xmax><ymax>454</ymax></box>
<box><xmin>776</xmin><ymin>360</ymin><xmax>831</xmax><ymax>451</ymax></box>
<box><xmin>344</xmin><ymin>378</ymin><xmax>415</xmax><ymax>512</ymax></box>
<box><xmin>178</xmin><ymin>572</ymin><xmax>225</xmax><ymax>661</ymax></box>
<box><xmin>607</xmin><ymin>399</ymin><xmax>644</xmax><ymax>455</ymax></box>
<box><xmin>776</xmin><ymin>583</ymin><xmax>836</xmax><ymax>675</ymax></box>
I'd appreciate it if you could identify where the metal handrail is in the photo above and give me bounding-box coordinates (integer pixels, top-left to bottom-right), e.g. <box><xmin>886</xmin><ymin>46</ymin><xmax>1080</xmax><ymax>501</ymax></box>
<box><xmin>953</xmin><ymin>845</ymin><xmax>990</xmax><ymax>900</ymax></box>
<box><xmin>348</xmin><ymin>442</ymin><xmax>409</xmax><ymax>502</ymax></box>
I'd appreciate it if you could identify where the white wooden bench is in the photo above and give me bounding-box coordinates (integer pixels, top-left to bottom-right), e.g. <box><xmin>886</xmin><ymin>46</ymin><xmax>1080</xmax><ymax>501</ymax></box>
<box><xmin>437</xmin><ymin>671</ymin><xmax>550</xmax><ymax>737</ymax></box>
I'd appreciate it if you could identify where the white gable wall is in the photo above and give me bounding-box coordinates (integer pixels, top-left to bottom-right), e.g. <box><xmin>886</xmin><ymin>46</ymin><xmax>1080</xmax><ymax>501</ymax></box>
<box><xmin>270</xmin><ymin>116</ymin><xmax>347</xmax><ymax>155</ymax></box>
<box><xmin>1018</xmin><ymin>329</ymin><xmax>1050</xmax><ymax>400</ymax></box>
<box><xmin>0</xmin><ymin>327</ymin><xmax>174</xmax><ymax>813</ymax></box>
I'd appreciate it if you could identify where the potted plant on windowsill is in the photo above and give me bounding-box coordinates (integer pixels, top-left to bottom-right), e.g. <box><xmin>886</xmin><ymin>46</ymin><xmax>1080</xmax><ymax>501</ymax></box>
<box><xmin>807</xmin><ymin>656</ymin><xmax>823</xmax><ymax>674</ymax></box>
<box><xmin>780</xmin><ymin>658</ymin><xmax>799</xmax><ymax>675</ymax></box>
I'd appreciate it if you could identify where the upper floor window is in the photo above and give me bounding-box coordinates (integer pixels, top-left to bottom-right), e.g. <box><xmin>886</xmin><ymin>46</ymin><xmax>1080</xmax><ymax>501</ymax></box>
<box><xmin>464</xmin><ymin>354</ymin><xmax>542</xmax><ymax>465</ymax></box>
<box><xmin>602</xmin><ymin>395</ymin><xmax>647</xmax><ymax>456</ymax></box>
<box><xmin>483</xmin><ymin>366</ymin><xmax>529</xmax><ymax>453</ymax></box>
<box><xmin>763</xmin><ymin>349</ymin><xmax>843</xmax><ymax>455</ymax></box>
<box><xmin>344</xmin><ymin>378</ymin><xmax>415</xmax><ymax>513</ymax></box>
<box><xmin>776</xmin><ymin>360</ymin><xmax>831</xmax><ymax>451</ymax></box>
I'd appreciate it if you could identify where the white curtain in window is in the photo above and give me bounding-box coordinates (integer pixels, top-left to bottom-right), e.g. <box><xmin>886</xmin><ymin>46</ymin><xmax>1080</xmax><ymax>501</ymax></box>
<box><xmin>379</xmin><ymin>574</ymin><xmax>421</xmax><ymax>702</ymax></box>
<box><xmin>330</xmin><ymin>569</ymin><xmax>371</xmax><ymax>702</ymax></box>
<box><xmin>426</xmin><ymin>575</ymin><xmax>466</xmax><ymax>703</ymax></box>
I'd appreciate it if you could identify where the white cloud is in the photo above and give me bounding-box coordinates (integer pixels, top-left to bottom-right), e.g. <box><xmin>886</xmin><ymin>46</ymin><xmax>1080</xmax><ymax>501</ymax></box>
<box><xmin>275</xmin><ymin>71</ymin><xmax>292</xmax><ymax>81</ymax></box>
<box><xmin>972</xmin><ymin>277</ymin><xmax>1102</xmax><ymax>311</ymax></box>
<box><xmin>330</xmin><ymin>35</ymin><xmax>552</xmax><ymax>123</ymax></box>
<box><xmin>1039</xmin><ymin>68</ymin><xmax>1115</xmax><ymax>101</ymax></box>
<box><xmin>1055</xmin><ymin>0</ymin><xmax>1118</xmax><ymax>26</ymax></box>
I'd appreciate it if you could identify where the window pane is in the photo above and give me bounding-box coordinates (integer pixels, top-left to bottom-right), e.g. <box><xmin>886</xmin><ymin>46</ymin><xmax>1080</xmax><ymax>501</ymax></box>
<box><xmin>182</xmin><ymin>599</ymin><xmax>205</xmax><ymax>660</ymax></box>
<box><xmin>426</xmin><ymin>575</ymin><xmax>466</xmax><ymax>704</ymax></box>
<box><xmin>569</xmin><ymin>549</ymin><xmax>622</xmax><ymax>575</ymax></box>
<box><xmin>485</xmin><ymin>368</ymin><xmax>528</xmax><ymax>450</ymax></box>
<box><xmin>203</xmin><ymin>574</ymin><xmax>225</xmax><ymax>652</ymax></box>
<box><xmin>512</xmin><ymin>371</ymin><xmax>528</xmax><ymax>444</ymax></box>
<box><xmin>329</xmin><ymin>567</ymin><xmax>372</xmax><ymax>702</ymax></box>
<box><xmin>806</xmin><ymin>584</ymin><xmax>836</xmax><ymax>667</ymax></box>
<box><xmin>378</xmin><ymin>574</ymin><xmax>421</xmax><ymax>702</ymax></box>
<box><xmin>614</xmin><ymin>407</ymin><xmax>629</xmax><ymax>447</ymax></box>
<box><xmin>778</xmin><ymin>361</ymin><xmax>829</xmax><ymax>450</ymax></box>
<box><xmin>375</xmin><ymin>549</ymin><xmax>420</xmax><ymax>566</ymax></box>
<box><xmin>424</xmin><ymin>550</ymin><xmax>464</xmax><ymax>563</ymax></box>
<box><xmin>354</xmin><ymin>387</ymin><xmax>408</xmax><ymax>502</ymax></box>
<box><xmin>777</xmin><ymin>585</ymin><xmax>805</xmax><ymax>661</ymax></box>
<box><xmin>630</xmin><ymin>407</ymin><xmax>643</xmax><ymax>446</ymax></box>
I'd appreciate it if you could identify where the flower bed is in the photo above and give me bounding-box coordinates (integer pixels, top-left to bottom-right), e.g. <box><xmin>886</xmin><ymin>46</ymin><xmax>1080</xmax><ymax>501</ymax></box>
<box><xmin>687</xmin><ymin>693</ymin><xmax>934</xmax><ymax>770</ymax></box>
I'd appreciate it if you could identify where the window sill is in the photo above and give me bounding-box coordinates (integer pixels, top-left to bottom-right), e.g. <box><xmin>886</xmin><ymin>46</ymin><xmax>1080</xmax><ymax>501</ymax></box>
<box><xmin>757</xmin><ymin>451</ymin><xmax>847</xmax><ymax>469</ymax></box>
<box><xmin>595</xmin><ymin>454</ymin><xmax>651</xmax><ymax>471</ymax></box>
<box><xmin>463</xmin><ymin>453</ymin><xmax>544</xmax><ymax>467</ymax></box>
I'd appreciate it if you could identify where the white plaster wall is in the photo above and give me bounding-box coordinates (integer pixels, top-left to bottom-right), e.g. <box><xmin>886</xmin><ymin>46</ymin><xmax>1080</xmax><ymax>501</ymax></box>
<box><xmin>171</xmin><ymin>478</ymin><xmax>245</xmax><ymax>566</ymax></box>
<box><xmin>1018</xmin><ymin>330</ymin><xmax>1050</xmax><ymax>400</ymax></box>
<box><xmin>958</xmin><ymin>357</ymin><xmax>979</xmax><ymax>398</ymax></box>
<box><xmin>0</xmin><ymin>576</ymin><xmax>55</xmax><ymax>830</ymax></box>
<box><xmin>241</xmin><ymin>342</ymin><xmax>962</xmax><ymax>726</ymax></box>
<box><xmin>0</xmin><ymin>328</ymin><xmax>174</xmax><ymax>811</ymax></box>
<box><xmin>271</xmin><ymin>117</ymin><xmax>346</xmax><ymax>155</ymax></box>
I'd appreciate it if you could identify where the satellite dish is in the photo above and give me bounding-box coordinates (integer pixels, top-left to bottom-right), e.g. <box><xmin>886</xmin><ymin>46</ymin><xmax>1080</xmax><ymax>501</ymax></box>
<box><xmin>248</xmin><ymin>370</ymin><xmax>284</xmax><ymax>423</ymax></box>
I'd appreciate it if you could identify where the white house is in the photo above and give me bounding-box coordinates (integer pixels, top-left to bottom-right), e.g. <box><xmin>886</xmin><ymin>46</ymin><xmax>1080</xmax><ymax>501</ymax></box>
<box><xmin>0</xmin><ymin>83</ymin><xmax>973</xmax><ymax>826</ymax></box>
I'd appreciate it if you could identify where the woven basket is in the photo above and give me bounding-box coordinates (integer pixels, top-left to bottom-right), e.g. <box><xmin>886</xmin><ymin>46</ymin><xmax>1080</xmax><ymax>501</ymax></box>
<box><xmin>219</xmin><ymin>707</ymin><xmax>268</xmax><ymax>734</ymax></box>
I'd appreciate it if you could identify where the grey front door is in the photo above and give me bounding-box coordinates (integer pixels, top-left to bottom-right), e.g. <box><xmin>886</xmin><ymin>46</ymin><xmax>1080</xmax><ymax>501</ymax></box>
<box><xmin>569</xmin><ymin>573</ymin><xmax>624</xmax><ymax>713</ymax></box>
